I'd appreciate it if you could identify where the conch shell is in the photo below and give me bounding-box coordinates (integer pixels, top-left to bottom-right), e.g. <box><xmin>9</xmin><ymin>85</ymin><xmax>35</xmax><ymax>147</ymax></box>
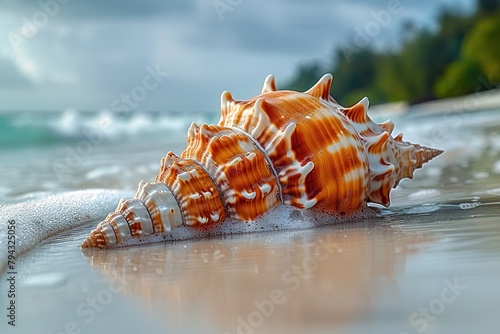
<box><xmin>82</xmin><ymin>74</ymin><xmax>442</xmax><ymax>248</ymax></box>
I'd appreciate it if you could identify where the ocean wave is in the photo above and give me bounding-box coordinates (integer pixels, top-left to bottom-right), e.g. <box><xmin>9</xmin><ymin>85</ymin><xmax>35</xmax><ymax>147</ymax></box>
<box><xmin>0</xmin><ymin>109</ymin><xmax>217</xmax><ymax>148</ymax></box>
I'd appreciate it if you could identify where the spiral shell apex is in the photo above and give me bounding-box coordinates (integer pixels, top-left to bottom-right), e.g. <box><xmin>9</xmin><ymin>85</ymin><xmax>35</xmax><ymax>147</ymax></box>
<box><xmin>81</xmin><ymin>74</ymin><xmax>443</xmax><ymax>249</ymax></box>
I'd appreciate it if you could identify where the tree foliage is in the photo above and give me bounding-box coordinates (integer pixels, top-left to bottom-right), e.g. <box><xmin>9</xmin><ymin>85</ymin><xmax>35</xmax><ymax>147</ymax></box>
<box><xmin>284</xmin><ymin>0</ymin><xmax>500</xmax><ymax>105</ymax></box>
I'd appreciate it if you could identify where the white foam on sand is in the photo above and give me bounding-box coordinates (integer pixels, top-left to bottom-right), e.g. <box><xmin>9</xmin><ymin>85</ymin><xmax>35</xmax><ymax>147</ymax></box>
<box><xmin>117</xmin><ymin>205</ymin><xmax>378</xmax><ymax>248</ymax></box>
<box><xmin>0</xmin><ymin>189</ymin><xmax>132</xmax><ymax>272</ymax></box>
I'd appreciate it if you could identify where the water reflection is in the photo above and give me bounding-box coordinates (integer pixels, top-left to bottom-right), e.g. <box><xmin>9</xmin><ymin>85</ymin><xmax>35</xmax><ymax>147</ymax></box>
<box><xmin>84</xmin><ymin>222</ymin><xmax>433</xmax><ymax>333</ymax></box>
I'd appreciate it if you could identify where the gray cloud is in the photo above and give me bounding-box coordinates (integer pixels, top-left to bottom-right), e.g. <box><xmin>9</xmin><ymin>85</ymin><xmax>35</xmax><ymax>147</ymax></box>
<box><xmin>0</xmin><ymin>0</ymin><xmax>476</xmax><ymax>112</ymax></box>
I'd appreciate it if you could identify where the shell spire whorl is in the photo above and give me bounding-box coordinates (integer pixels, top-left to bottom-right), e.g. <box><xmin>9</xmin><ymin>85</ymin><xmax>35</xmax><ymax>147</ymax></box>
<box><xmin>82</xmin><ymin>73</ymin><xmax>444</xmax><ymax>248</ymax></box>
<box><xmin>394</xmin><ymin>138</ymin><xmax>444</xmax><ymax>182</ymax></box>
<box><xmin>81</xmin><ymin>229</ymin><xmax>105</xmax><ymax>248</ymax></box>
<box><xmin>341</xmin><ymin>97</ymin><xmax>443</xmax><ymax>206</ymax></box>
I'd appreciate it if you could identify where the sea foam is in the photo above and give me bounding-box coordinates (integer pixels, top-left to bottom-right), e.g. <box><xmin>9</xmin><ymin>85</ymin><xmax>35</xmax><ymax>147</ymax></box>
<box><xmin>0</xmin><ymin>189</ymin><xmax>132</xmax><ymax>272</ymax></box>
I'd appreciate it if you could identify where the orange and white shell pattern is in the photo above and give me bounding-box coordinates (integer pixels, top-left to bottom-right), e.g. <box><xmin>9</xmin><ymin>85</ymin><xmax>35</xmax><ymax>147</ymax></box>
<box><xmin>82</xmin><ymin>74</ymin><xmax>443</xmax><ymax>248</ymax></box>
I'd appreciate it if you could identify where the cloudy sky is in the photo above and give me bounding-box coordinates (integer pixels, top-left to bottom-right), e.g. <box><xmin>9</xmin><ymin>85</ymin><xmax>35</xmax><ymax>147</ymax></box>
<box><xmin>0</xmin><ymin>0</ymin><xmax>475</xmax><ymax>113</ymax></box>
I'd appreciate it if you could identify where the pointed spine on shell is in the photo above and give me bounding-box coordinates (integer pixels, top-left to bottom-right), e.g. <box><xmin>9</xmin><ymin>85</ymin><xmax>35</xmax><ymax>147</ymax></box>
<box><xmin>81</xmin><ymin>74</ymin><xmax>443</xmax><ymax>248</ymax></box>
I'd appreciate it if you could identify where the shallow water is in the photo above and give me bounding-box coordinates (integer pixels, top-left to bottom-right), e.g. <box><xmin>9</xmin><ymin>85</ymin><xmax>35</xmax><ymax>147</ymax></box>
<box><xmin>1</xmin><ymin>107</ymin><xmax>500</xmax><ymax>333</ymax></box>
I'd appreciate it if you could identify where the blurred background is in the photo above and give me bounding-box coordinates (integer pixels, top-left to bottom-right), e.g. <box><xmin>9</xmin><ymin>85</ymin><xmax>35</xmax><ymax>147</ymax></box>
<box><xmin>1</xmin><ymin>0</ymin><xmax>498</xmax><ymax>113</ymax></box>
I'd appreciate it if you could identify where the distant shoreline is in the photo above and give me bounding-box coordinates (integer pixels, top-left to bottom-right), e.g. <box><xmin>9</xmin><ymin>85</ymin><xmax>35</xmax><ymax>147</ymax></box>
<box><xmin>370</xmin><ymin>88</ymin><xmax>500</xmax><ymax>118</ymax></box>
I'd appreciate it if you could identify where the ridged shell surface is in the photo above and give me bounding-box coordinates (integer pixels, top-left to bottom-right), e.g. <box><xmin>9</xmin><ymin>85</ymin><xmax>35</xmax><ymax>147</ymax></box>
<box><xmin>82</xmin><ymin>74</ymin><xmax>443</xmax><ymax>248</ymax></box>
